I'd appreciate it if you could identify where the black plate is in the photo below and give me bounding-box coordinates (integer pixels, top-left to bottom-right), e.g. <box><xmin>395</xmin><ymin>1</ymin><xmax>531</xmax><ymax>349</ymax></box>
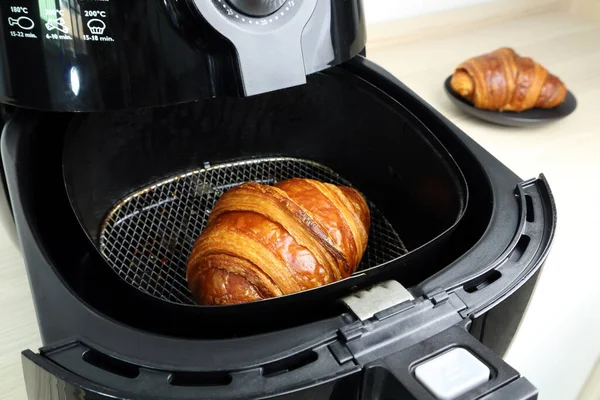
<box><xmin>444</xmin><ymin>75</ymin><xmax>577</xmax><ymax>127</ymax></box>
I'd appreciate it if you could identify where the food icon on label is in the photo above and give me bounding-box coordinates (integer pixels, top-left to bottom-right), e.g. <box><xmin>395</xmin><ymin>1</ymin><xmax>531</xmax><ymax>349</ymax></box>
<box><xmin>7</xmin><ymin>16</ymin><xmax>35</xmax><ymax>30</ymax></box>
<box><xmin>87</xmin><ymin>19</ymin><xmax>106</xmax><ymax>35</ymax></box>
<box><xmin>45</xmin><ymin>17</ymin><xmax>68</xmax><ymax>33</ymax></box>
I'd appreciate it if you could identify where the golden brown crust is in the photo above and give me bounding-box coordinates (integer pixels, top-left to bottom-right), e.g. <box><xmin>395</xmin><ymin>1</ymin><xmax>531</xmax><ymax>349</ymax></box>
<box><xmin>450</xmin><ymin>47</ymin><xmax>567</xmax><ymax>112</ymax></box>
<box><xmin>186</xmin><ymin>178</ymin><xmax>370</xmax><ymax>305</ymax></box>
<box><xmin>189</xmin><ymin>254</ymin><xmax>279</xmax><ymax>305</ymax></box>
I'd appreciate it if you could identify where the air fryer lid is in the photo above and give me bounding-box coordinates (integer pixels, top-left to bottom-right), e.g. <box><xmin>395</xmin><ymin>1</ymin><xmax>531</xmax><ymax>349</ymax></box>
<box><xmin>61</xmin><ymin>66</ymin><xmax>467</xmax><ymax>324</ymax></box>
<box><xmin>0</xmin><ymin>0</ymin><xmax>366</xmax><ymax>111</ymax></box>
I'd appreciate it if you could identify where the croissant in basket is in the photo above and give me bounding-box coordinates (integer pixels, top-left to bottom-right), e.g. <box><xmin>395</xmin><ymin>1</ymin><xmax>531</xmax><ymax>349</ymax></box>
<box><xmin>450</xmin><ymin>47</ymin><xmax>567</xmax><ymax>112</ymax></box>
<box><xmin>186</xmin><ymin>178</ymin><xmax>371</xmax><ymax>305</ymax></box>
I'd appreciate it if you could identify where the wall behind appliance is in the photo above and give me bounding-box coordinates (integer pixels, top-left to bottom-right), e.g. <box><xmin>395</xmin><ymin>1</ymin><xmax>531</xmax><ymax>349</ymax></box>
<box><xmin>363</xmin><ymin>0</ymin><xmax>500</xmax><ymax>24</ymax></box>
<box><xmin>570</xmin><ymin>0</ymin><xmax>600</xmax><ymax>20</ymax></box>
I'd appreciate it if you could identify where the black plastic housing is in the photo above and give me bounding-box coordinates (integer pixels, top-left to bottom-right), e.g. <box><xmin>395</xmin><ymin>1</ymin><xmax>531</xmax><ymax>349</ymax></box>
<box><xmin>1</xmin><ymin>58</ymin><xmax>556</xmax><ymax>399</ymax></box>
<box><xmin>3</xmin><ymin>64</ymin><xmax>471</xmax><ymax>342</ymax></box>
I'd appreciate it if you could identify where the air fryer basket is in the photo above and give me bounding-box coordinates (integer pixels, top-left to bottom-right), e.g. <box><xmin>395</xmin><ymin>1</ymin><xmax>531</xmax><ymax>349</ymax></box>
<box><xmin>61</xmin><ymin>67</ymin><xmax>467</xmax><ymax>322</ymax></box>
<box><xmin>5</xmin><ymin>55</ymin><xmax>553</xmax><ymax>399</ymax></box>
<box><xmin>100</xmin><ymin>157</ymin><xmax>407</xmax><ymax>305</ymax></box>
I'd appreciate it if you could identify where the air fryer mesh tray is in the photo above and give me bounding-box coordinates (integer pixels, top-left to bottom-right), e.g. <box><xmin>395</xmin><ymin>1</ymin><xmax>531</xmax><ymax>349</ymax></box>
<box><xmin>99</xmin><ymin>157</ymin><xmax>407</xmax><ymax>305</ymax></box>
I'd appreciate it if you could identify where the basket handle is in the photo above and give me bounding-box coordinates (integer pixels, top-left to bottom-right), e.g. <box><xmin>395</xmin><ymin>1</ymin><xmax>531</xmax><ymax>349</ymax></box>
<box><xmin>360</xmin><ymin>322</ymin><xmax>538</xmax><ymax>400</ymax></box>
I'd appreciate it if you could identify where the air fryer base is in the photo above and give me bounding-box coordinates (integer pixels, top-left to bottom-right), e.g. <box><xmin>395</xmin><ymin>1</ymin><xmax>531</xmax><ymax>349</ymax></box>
<box><xmin>2</xmin><ymin>57</ymin><xmax>556</xmax><ymax>399</ymax></box>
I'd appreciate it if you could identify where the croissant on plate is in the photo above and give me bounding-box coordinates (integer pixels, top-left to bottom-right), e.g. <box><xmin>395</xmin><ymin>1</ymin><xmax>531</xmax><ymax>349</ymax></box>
<box><xmin>450</xmin><ymin>47</ymin><xmax>567</xmax><ymax>112</ymax></box>
<box><xmin>186</xmin><ymin>178</ymin><xmax>371</xmax><ymax>305</ymax></box>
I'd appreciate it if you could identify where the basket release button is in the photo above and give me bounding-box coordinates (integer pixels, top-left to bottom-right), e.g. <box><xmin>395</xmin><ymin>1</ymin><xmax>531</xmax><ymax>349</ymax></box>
<box><xmin>415</xmin><ymin>347</ymin><xmax>490</xmax><ymax>400</ymax></box>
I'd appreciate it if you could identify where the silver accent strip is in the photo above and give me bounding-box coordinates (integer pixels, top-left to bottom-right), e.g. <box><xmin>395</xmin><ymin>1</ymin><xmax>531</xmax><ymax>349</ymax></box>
<box><xmin>342</xmin><ymin>280</ymin><xmax>415</xmax><ymax>321</ymax></box>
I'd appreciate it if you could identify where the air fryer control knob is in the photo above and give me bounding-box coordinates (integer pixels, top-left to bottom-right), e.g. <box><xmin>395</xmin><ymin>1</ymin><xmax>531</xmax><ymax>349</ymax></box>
<box><xmin>227</xmin><ymin>0</ymin><xmax>287</xmax><ymax>17</ymax></box>
<box><xmin>189</xmin><ymin>0</ymin><xmax>321</xmax><ymax>96</ymax></box>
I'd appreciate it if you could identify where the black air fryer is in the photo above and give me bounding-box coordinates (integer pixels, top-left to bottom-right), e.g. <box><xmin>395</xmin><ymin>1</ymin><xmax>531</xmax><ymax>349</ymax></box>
<box><xmin>0</xmin><ymin>1</ymin><xmax>555</xmax><ymax>399</ymax></box>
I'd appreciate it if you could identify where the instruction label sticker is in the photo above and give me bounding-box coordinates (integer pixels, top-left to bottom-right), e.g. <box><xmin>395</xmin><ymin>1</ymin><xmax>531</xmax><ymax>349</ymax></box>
<box><xmin>44</xmin><ymin>9</ymin><xmax>72</xmax><ymax>41</ymax></box>
<box><xmin>7</xmin><ymin>5</ymin><xmax>37</xmax><ymax>39</ymax></box>
<box><xmin>82</xmin><ymin>8</ymin><xmax>114</xmax><ymax>42</ymax></box>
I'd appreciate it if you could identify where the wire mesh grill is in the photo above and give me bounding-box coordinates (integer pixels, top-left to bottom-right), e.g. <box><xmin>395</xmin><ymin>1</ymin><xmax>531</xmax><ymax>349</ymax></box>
<box><xmin>99</xmin><ymin>157</ymin><xmax>408</xmax><ymax>305</ymax></box>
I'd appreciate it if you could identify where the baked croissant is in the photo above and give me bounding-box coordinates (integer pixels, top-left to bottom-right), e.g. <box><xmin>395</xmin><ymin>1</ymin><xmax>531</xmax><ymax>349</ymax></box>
<box><xmin>186</xmin><ymin>178</ymin><xmax>370</xmax><ymax>305</ymax></box>
<box><xmin>450</xmin><ymin>47</ymin><xmax>567</xmax><ymax>112</ymax></box>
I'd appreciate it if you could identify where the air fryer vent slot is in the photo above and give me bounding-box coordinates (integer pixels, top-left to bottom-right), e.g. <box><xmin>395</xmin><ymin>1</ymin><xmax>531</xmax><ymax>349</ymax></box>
<box><xmin>464</xmin><ymin>270</ymin><xmax>502</xmax><ymax>293</ymax></box>
<box><xmin>99</xmin><ymin>157</ymin><xmax>407</xmax><ymax>305</ymax></box>
<box><xmin>262</xmin><ymin>351</ymin><xmax>319</xmax><ymax>377</ymax></box>
<box><xmin>525</xmin><ymin>195</ymin><xmax>535</xmax><ymax>222</ymax></box>
<box><xmin>509</xmin><ymin>235</ymin><xmax>531</xmax><ymax>263</ymax></box>
<box><xmin>82</xmin><ymin>349</ymin><xmax>140</xmax><ymax>379</ymax></box>
<box><xmin>169</xmin><ymin>371</ymin><xmax>233</xmax><ymax>387</ymax></box>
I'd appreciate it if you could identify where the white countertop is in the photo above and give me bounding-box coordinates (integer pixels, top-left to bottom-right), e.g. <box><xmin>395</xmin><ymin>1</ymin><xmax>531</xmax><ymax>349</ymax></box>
<box><xmin>0</xmin><ymin>1</ymin><xmax>599</xmax><ymax>399</ymax></box>
<box><xmin>367</xmin><ymin>2</ymin><xmax>600</xmax><ymax>399</ymax></box>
